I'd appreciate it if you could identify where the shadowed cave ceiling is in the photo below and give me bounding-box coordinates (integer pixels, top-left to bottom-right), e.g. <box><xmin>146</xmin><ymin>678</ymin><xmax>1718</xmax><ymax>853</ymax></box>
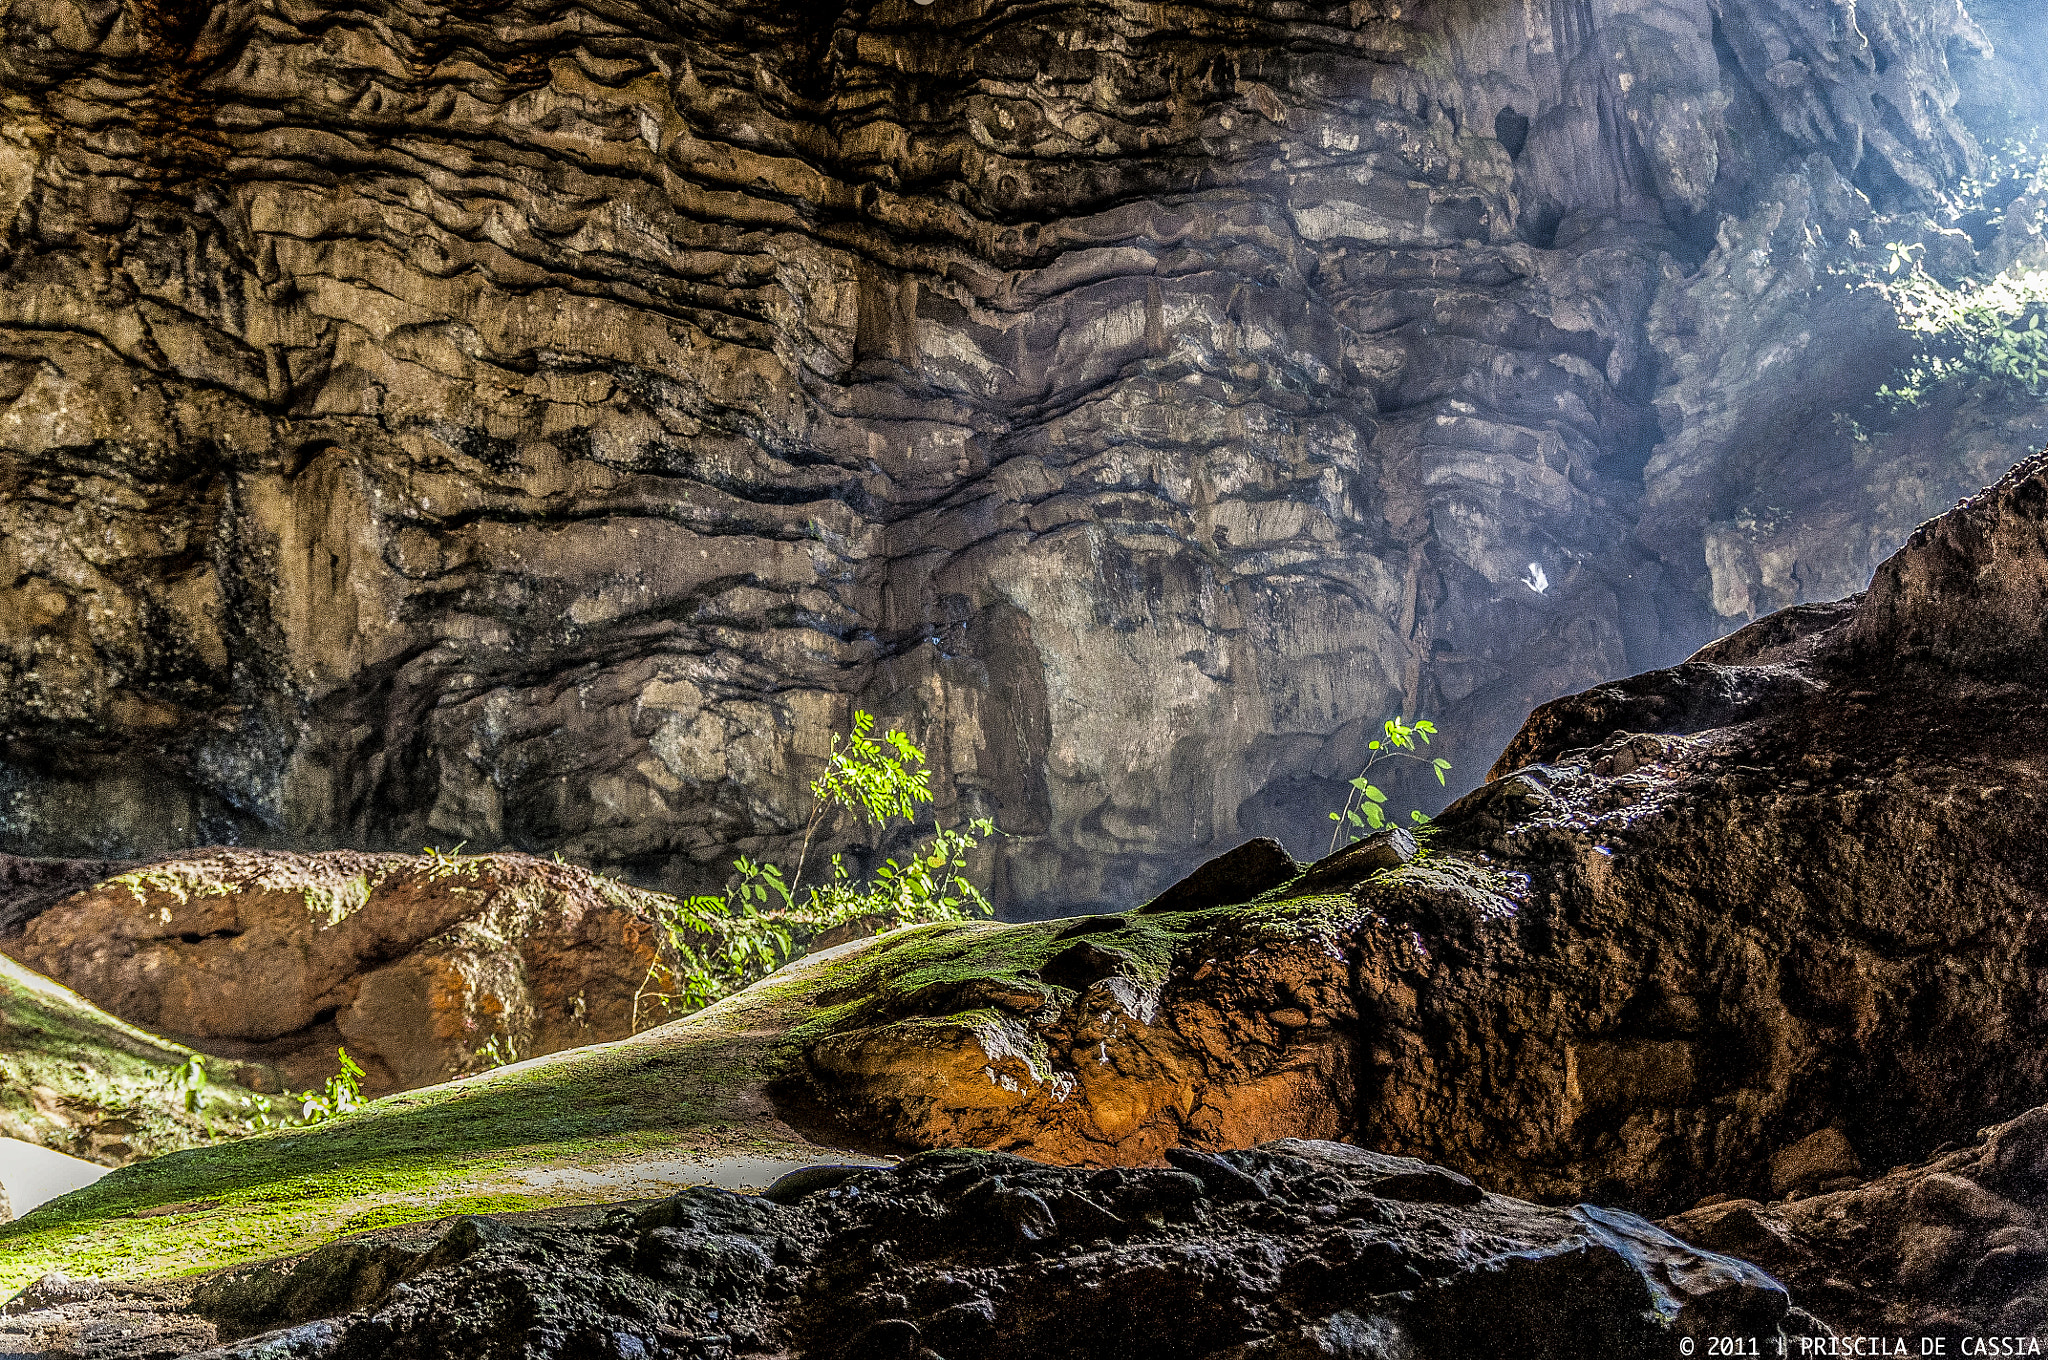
<box><xmin>0</xmin><ymin>0</ymin><xmax>2043</xmax><ymax>914</ymax></box>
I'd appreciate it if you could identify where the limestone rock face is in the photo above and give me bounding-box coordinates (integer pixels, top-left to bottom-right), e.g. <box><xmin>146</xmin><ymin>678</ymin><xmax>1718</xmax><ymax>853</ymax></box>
<box><xmin>791</xmin><ymin>451</ymin><xmax>2048</xmax><ymax>1216</ymax></box>
<box><xmin>3</xmin><ymin>850</ymin><xmax>665</xmax><ymax>1091</ymax></box>
<box><xmin>0</xmin><ymin>1142</ymin><xmax>1814</xmax><ymax>1360</ymax></box>
<box><xmin>0</xmin><ymin>0</ymin><xmax>2035</xmax><ymax>914</ymax></box>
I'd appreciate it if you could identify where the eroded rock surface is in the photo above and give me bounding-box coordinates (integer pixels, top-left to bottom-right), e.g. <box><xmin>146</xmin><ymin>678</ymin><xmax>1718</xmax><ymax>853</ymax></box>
<box><xmin>0</xmin><ymin>1142</ymin><xmax>1814</xmax><ymax>1360</ymax></box>
<box><xmin>0</xmin><ymin>0</ymin><xmax>2039</xmax><ymax>914</ymax></box>
<box><xmin>1666</xmin><ymin>1103</ymin><xmax>2048</xmax><ymax>1341</ymax></box>
<box><xmin>4</xmin><ymin>849</ymin><xmax>666</xmax><ymax>1092</ymax></box>
<box><xmin>798</xmin><ymin>910</ymin><xmax>1364</xmax><ymax>1167</ymax></box>
<box><xmin>792</xmin><ymin>450</ymin><xmax>2048</xmax><ymax>1218</ymax></box>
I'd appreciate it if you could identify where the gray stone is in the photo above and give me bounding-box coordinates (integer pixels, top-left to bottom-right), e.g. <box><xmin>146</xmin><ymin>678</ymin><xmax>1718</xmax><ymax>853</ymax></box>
<box><xmin>1137</xmin><ymin>837</ymin><xmax>1301</xmax><ymax>914</ymax></box>
<box><xmin>0</xmin><ymin>0</ymin><xmax>2036</xmax><ymax>920</ymax></box>
<box><xmin>1294</xmin><ymin>826</ymin><xmax>1417</xmax><ymax>895</ymax></box>
<box><xmin>23</xmin><ymin>1142</ymin><xmax>1818</xmax><ymax>1360</ymax></box>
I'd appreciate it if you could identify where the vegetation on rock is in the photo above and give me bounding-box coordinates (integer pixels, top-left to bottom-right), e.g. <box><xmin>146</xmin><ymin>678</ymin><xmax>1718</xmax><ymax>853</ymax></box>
<box><xmin>0</xmin><ymin>953</ymin><xmax>294</xmax><ymax>1167</ymax></box>
<box><xmin>1872</xmin><ymin>246</ymin><xmax>2048</xmax><ymax>409</ymax></box>
<box><xmin>0</xmin><ymin>886</ymin><xmax>1337</xmax><ymax>1292</ymax></box>
<box><xmin>1324</xmin><ymin>716</ymin><xmax>1450</xmax><ymax>854</ymax></box>
<box><xmin>635</xmin><ymin>711</ymin><xmax>997</xmax><ymax>1025</ymax></box>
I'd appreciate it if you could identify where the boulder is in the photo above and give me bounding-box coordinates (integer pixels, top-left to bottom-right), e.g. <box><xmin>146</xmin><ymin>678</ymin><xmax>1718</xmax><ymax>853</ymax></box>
<box><xmin>4</xmin><ymin>850</ymin><xmax>669</xmax><ymax>1093</ymax></box>
<box><xmin>1135</xmin><ymin>837</ymin><xmax>1300</xmax><ymax>914</ymax></box>
<box><xmin>1769</xmin><ymin>1128</ymin><xmax>1863</xmax><ymax>1200</ymax></box>
<box><xmin>1666</xmin><ymin>1100</ymin><xmax>2048</xmax><ymax>1338</ymax></box>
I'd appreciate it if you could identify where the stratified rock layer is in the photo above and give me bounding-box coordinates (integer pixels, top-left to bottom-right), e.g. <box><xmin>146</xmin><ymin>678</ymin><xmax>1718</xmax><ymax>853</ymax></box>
<box><xmin>0</xmin><ymin>1141</ymin><xmax>1812</xmax><ymax>1360</ymax></box>
<box><xmin>0</xmin><ymin>0</ymin><xmax>2038</xmax><ymax>913</ymax></box>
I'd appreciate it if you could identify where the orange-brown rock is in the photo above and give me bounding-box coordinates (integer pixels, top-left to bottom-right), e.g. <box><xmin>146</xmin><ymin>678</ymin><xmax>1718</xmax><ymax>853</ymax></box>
<box><xmin>801</xmin><ymin>916</ymin><xmax>1357</xmax><ymax>1166</ymax></box>
<box><xmin>792</xmin><ymin>451</ymin><xmax>2048</xmax><ymax>1217</ymax></box>
<box><xmin>3</xmin><ymin>849</ymin><xmax>666</xmax><ymax>1092</ymax></box>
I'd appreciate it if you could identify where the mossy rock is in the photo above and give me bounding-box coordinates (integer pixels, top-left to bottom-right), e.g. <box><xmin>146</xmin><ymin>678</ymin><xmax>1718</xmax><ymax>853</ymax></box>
<box><xmin>0</xmin><ymin>953</ymin><xmax>294</xmax><ymax>1167</ymax></box>
<box><xmin>0</xmin><ymin>889</ymin><xmax>1354</xmax><ymax>1293</ymax></box>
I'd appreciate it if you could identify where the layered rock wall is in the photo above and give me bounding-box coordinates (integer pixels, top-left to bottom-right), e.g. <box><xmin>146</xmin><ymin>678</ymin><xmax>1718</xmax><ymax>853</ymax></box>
<box><xmin>0</xmin><ymin>0</ymin><xmax>2036</xmax><ymax>912</ymax></box>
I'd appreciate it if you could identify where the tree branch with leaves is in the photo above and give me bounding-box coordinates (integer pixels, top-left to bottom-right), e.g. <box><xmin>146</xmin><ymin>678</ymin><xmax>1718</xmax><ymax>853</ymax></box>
<box><xmin>632</xmin><ymin>710</ymin><xmax>998</xmax><ymax>1028</ymax></box>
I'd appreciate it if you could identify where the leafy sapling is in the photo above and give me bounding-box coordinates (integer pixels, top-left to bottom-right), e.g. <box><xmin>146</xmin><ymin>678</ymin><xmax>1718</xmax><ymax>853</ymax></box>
<box><xmin>1326</xmin><ymin>716</ymin><xmax>1452</xmax><ymax>855</ymax></box>
<box><xmin>632</xmin><ymin>709</ymin><xmax>999</xmax><ymax>1028</ymax></box>
<box><xmin>298</xmin><ymin>1048</ymin><xmax>367</xmax><ymax>1124</ymax></box>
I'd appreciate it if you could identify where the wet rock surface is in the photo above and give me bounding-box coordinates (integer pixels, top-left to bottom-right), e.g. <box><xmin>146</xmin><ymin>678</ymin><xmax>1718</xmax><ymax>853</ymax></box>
<box><xmin>0</xmin><ymin>0</ymin><xmax>2039</xmax><ymax>915</ymax></box>
<box><xmin>3</xmin><ymin>849</ymin><xmax>668</xmax><ymax>1093</ymax></box>
<box><xmin>0</xmin><ymin>1142</ymin><xmax>1813</xmax><ymax>1360</ymax></box>
<box><xmin>0</xmin><ymin>1274</ymin><xmax>213</xmax><ymax>1360</ymax></box>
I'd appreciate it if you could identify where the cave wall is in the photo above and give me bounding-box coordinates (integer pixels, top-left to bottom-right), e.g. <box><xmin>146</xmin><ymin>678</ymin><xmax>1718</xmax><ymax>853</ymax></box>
<box><xmin>0</xmin><ymin>0</ymin><xmax>2036</xmax><ymax>914</ymax></box>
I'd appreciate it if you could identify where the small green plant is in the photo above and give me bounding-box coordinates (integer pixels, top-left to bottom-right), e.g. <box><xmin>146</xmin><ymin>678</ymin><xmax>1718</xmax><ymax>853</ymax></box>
<box><xmin>171</xmin><ymin>1054</ymin><xmax>208</xmax><ymax>1115</ymax></box>
<box><xmin>633</xmin><ymin>711</ymin><xmax>997</xmax><ymax>1028</ymax></box>
<box><xmin>1862</xmin><ymin>237</ymin><xmax>2048</xmax><ymax>411</ymax></box>
<box><xmin>474</xmin><ymin>1033</ymin><xmax>520</xmax><ymax>1070</ymax></box>
<box><xmin>1326</xmin><ymin>716</ymin><xmax>1450</xmax><ymax>854</ymax></box>
<box><xmin>297</xmin><ymin>1048</ymin><xmax>366</xmax><ymax>1124</ymax></box>
<box><xmin>420</xmin><ymin>843</ymin><xmax>473</xmax><ymax>880</ymax></box>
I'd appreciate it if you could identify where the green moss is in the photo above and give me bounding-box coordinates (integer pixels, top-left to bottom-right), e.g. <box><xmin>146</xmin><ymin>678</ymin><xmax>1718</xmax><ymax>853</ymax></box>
<box><xmin>0</xmin><ymin>954</ymin><xmax>293</xmax><ymax>1161</ymax></box>
<box><xmin>109</xmin><ymin>858</ymin><xmax>404</xmax><ymax>927</ymax></box>
<box><xmin>339</xmin><ymin>1194</ymin><xmax>545</xmax><ymax>1236</ymax></box>
<box><xmin>301</xmin><ymin>873</ymin><xmax>374</xmax><ymax>928</ymax></box>
<box><xmin>108</xmin><ymin>865</ymin><xmax>235</xmax><ymax>911</ymax></box>
<box><xmin>0</xmin><ymin>942</ymin><xmax>855</xmax><ymax>1294</ymax></box>
<box><xmin>1360</xmin><ymin>853</ymin><xmax>1520</xmax><ymax>903</ymax></box>
<box><xmin>0</xmin><ymin>884</ymin><xmax>1382</xmax><ymax>1294</ymax></box>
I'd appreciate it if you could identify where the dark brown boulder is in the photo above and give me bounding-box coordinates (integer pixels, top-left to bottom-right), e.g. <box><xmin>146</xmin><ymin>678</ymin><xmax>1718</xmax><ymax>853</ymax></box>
<box><xmin>1292</xmin><ymin>826</ymin><xmax>1417</xmax><ymax>895</ymax></box>
<box><xmin>1850</xmin><ymin>449</ymin><xmax>2048</xmax><ymax>675</ymax></box>
<box><xmin>1135</xmin><ymin>838</ymin><xmax>1300</xmax><ymax>915</ymax></box>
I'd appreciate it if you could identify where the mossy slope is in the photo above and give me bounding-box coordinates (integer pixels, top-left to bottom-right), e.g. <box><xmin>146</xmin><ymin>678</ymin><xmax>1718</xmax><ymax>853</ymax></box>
<box><xmin>0</xmin><ymin>953</ymin><xmax>292</xmax><ymax>1167</ymax></box>
<box><xmin>0</xmin><ymin>896</ymin><xmax>1346</xmax><ymax>1294</ymax></box>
